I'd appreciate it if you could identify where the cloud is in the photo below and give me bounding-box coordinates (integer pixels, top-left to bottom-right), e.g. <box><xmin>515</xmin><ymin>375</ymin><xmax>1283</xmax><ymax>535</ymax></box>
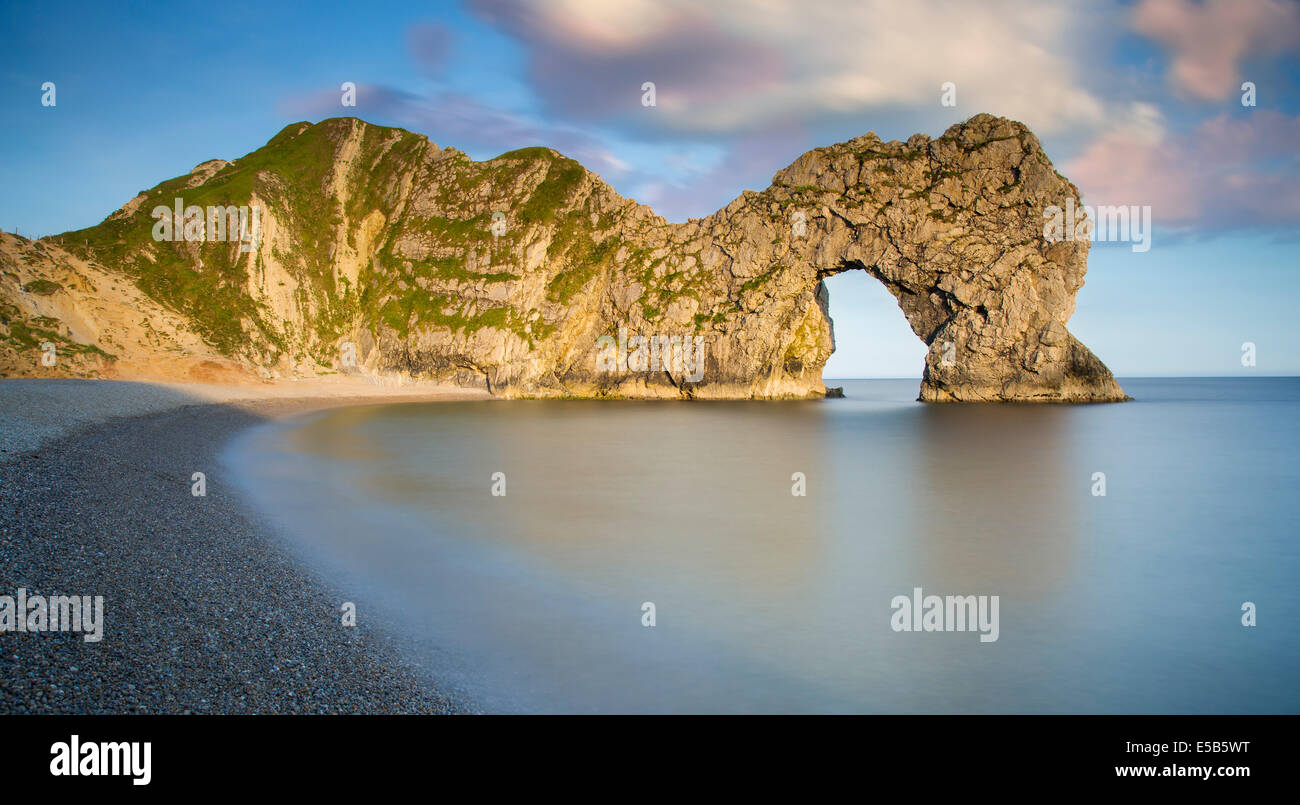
<box><xmin>278</xmin><ymin>83</ymin><xmax>633</xmax><ymax>179</ymax></box>
<box><xmin>466</xmin><ymin>0</ymin><xmax>785</xmax><ymax>134</ymax></box>
<box><xmin>1065</xmin><ymin>109</ymin><xmax>1300</xmax><ymax>232</ymax></box>
<box><xmin>1133</xmin><ymin>0</ymin><xmax>1300</xmax><ymax>100</ymax></box>
<box><xmin>279</xmin><ymin>80</ymin><xmax>787</xmax><ymax>221</ymax></box>
<box><xmin>635</xmin><ymin>125</ymin><xmax>812</xmax><ymax>220</ymax></box>
<box><xmin>276</xmin><ymin>3</ymin><xmax>1300</xmax><ymax>232</ymax></box>
<box><xmin>408</xmin><ymin>23</ymin><xmax>454</xmax><ymax>76</ymax></box>
<box><xmin>466</xmin><ymin>0</ymin><xmax>1116</xmax><ymax>137</ymax></box>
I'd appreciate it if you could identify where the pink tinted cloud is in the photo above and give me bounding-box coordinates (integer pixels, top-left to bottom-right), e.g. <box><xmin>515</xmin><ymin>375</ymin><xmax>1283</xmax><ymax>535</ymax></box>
<box><xmin>1066</xmin><ymin>110</ymin><xmax>1300</xmax><ymax>231</ymax></box>
<box><xmin>466</xmin><ymin>0</ymin><xmax>786</xmax><ymax>130</ymax></box>
<box><xmin>1133</xmin><ymin>0</ymin><xmax>1300</xmax><ymax>100</ymax></box>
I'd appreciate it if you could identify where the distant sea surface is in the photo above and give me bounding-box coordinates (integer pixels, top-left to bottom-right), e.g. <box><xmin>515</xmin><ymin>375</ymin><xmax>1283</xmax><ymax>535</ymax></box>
<box><xmin>222</xmin><ymin>378</ymin><xmax>1300</xmax><ymax>713</ymax></box>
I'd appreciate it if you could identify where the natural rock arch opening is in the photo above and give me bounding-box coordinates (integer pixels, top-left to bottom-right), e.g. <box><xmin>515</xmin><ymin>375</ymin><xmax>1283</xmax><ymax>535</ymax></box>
<box><xmin>818</xmin><ymin>267</ymin><xmax>928</xmax><ymax>382</ymax></box>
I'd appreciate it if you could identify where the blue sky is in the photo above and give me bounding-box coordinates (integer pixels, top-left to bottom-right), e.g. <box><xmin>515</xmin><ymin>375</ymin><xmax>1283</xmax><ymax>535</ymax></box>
<box><xmin>2</xmin><ymin>0</ymin><xmax>1297</xmax><ymax>376</ymax></box>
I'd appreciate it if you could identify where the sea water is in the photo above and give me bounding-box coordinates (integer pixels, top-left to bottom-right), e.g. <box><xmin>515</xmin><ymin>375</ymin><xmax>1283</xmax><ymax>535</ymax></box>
<box><xmin>222</xmin><ymin>378</ymin><xmax>1300</xmax><ymax>713</ymax></box>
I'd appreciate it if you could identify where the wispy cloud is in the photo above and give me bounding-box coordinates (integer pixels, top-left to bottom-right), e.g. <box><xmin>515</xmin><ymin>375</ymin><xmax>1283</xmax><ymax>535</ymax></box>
<box><xmin>276</xmin><ymin>0</ymin><xmax>1300</xmax><ymax>232</ymax></box>
<box><xmin>635</xmin><ymin>124</ymin><xmax>811</xmax><ymax>220</ymax></box>
<box><xmin>467</xmin><ymin>0</ymin><xmax>1116</xmax><ymax>137</ymax></box>
<box><xmin>278</xmin><ymin>83</ymin><xmax>634</xmax><ymax>180</ymax></box>
<box><xmin>1133</xmin><ymin>0</ymin><xmax>1300</xmax><ymax>101</ymax></box>
<box><xmin>408</xmin><ymin>22</ymin><xmax>455</xmax><ymax>77</ymax></box>
<box><xmin>1066</xmin><ymin>110</ymin><xmax>1300</xmax><ymax>232</ymax></box>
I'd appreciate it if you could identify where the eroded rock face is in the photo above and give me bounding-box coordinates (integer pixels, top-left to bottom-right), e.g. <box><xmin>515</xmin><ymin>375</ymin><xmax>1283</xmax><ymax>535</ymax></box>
<box><xmin>644</xmin><ymin>112</ymin><xmax>1129</xmax><ymax>402</ymax></box>
<box><xmin>1</xmin><ymin>114</ymin><xmax>1126</xmax><ymax>402</ymax></box>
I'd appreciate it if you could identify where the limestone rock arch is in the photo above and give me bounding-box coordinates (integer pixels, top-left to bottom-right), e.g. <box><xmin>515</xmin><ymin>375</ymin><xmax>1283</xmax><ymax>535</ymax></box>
<box><xmin>574</xmin><ymin>114</ymin><xmax>1128</xmax><ymax>402</ymax></box>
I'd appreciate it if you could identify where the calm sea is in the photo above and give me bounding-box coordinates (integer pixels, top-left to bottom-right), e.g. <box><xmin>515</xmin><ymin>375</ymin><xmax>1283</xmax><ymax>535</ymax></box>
<box><xmin>222</xmin><ymin>378</ymin><xmax>1300</xmax><ymax>713</ymax></box>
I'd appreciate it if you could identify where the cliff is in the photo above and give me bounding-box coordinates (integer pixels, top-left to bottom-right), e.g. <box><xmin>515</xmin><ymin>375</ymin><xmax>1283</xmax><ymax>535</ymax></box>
<box><xmin>0</xmin><ymin>114</ymin><xmax>1126</xmax><ymax>401</ymax></box>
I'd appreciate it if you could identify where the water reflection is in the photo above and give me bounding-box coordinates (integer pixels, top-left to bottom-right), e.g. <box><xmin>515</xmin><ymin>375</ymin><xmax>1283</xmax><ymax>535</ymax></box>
<box><xmin>903</xmin><ymin>404</ymin><xmax>1081</xmax><ymax>597</ymax></box>
<box><xmin>222</xmin><ymin>379</ymin><xmax>1300</xmax><ymax>713</ymax></box>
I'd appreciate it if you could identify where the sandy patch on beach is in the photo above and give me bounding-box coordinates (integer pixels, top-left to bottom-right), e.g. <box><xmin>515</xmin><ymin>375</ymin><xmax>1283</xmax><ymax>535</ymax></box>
<box><xmin>0</xmin><ymin>376</ymin><xmax>490</xmax><ymax>463</ymax></box>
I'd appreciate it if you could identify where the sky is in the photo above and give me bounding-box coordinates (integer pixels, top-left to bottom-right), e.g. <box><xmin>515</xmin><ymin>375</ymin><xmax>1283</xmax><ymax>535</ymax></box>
<box><xmin>2</xmin><ymin>0</ymin><xmax>1297</xmax><ymax>377</ymax></box>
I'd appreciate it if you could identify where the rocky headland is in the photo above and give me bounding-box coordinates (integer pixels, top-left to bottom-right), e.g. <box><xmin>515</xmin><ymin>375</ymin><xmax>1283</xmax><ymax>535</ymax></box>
<box><xmin>0</xmin><ymin>114</ymin><xmax>1126</xmax><ymax>402</ymax></box>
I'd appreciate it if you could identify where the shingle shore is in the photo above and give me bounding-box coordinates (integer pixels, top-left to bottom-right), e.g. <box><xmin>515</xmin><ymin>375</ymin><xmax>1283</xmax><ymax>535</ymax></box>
<box><xmin>0</xmin><ymin>395</ymin><xmax>475</xmax><ymax>714</ymax></box>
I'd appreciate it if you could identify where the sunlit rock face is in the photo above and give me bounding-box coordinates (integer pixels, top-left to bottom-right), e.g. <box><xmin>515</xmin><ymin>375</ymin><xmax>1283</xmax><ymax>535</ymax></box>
<box><xmin>2</xmin><ymin>114</ymin><xmax>1125</xmax><ymax>402</ymax></box>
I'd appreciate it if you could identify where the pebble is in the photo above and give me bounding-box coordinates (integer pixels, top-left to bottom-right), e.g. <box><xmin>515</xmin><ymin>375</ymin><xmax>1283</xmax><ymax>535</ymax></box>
<box><xmin>0</xmin><ymin>396</ymin><xmax>471</xmax><ymax>714</ymax></box>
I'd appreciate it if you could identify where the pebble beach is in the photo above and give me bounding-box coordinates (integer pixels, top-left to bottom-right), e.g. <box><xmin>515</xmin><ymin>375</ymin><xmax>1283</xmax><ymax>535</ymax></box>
<box><xmin>0</xmin><ymin>378</ymin><xmax>487</xmax><ymax>714</ymax></box>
